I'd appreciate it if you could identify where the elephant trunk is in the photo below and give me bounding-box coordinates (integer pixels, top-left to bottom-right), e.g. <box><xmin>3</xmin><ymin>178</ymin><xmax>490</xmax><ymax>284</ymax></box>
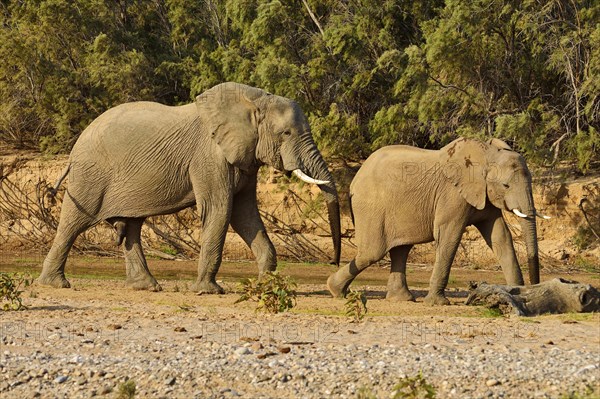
<box><xmin>520</xmin><ymin>215</ymin><xmax>540</xmax><ymax>285</ymax></box>
<box><xmin>299</xmin><ymin>140</ymin><xmax>341</xmax><ymax>265</ymax></box>
<box><xmin>515</xmin><ymin>188</ymin><xmax>540</xmax><ymax>285</ymax></box>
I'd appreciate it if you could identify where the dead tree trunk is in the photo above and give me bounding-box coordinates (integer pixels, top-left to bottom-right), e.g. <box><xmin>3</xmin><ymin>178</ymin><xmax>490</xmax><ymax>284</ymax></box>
<box><xmin>466</xmin><ymin>278</ymin><xmax>600</xmax><ymax>316</ymax></box>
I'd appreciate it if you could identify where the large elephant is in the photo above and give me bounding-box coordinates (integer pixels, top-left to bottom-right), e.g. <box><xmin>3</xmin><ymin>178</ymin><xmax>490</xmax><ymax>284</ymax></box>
<box><xmin>38</xmin><ymin>82</ymin><xmax>341</xmax><ymax>293</ymax></box>
<box><xmin>327</xmin><ymin>137</ymin><xmax>545</xmax><ymax>305</ymax></box>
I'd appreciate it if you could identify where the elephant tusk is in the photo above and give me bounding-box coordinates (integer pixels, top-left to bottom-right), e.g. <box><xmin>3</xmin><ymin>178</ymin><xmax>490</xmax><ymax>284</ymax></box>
<box><xmin>512</xmin><ymin>209</ymin><xmax>529</xmax><ymax>218</ymax></box>
<box><xmin>535</xmin><ymin>211</ymin><xmax>551</xmax><ymax>220</ymax></box>
<box><xmin>292</xmin><ymin>169</ymin><xmax>330</xmax><ymax>185</ymax></box>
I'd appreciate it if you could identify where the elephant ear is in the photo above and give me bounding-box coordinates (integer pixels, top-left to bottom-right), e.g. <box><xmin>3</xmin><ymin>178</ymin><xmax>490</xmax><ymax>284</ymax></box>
<box><xmin>487</xmin><ymin>137</ymin><xmax>512</xmax><ymax>150</ymax></box>
<box><xmin>196</xmin><ymin>83</ymin><xmax>263</xmax><ymax>171</ymax></box>
<box><xmin>440</xmin><ymin>138</ymin><xmax>488</xmax><ymax>210</ymax></box>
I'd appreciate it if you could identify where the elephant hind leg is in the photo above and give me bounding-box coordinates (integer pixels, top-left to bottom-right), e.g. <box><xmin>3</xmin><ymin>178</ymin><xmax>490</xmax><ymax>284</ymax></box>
<box><xmin>122</xmin><ymin>218</ymin><xmax>161</xmax><ymax>291</ymax></box>
<box><xmin>387</xmin><ymin>245</ymin><xmax>415</xmax><ymax>301</ymax></box>
<box><xmin>38</xmin><ymin>197</ymin><xmax>96</xmax><ymax>288</ymax></box>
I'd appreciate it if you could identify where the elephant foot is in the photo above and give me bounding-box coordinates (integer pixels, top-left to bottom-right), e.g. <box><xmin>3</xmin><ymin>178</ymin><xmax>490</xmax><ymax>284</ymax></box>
<box><xmin>37</xmin><ymin>273</ymin><xmax>71</xmax><ymax>288</ymax></box>
<box><xmin>126</xmin><ymin>275</ymin><xmax>162</xmax><ymax>292</ymax></box>
<box><xmin>386</xmin><ymin>289</ymin><xmax>415</xmax><ymax>302</ymax></box>
<box><xmin>191</xmin><ymin>280</ymin><xmax>225</xmax><ymax>295</ymax></box>
<box><xmin>326</xmin><ymin>274</ymin><xmax>351</xmax><ymax>298</ymax></box>
<box><xmin>423</xmin><ymin>292</ymin><xmax>451</xmax><ymax>306</ymax></box>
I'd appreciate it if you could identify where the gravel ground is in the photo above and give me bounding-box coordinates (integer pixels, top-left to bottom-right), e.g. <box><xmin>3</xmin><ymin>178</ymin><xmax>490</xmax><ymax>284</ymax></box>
<box><xmin>0</xmin><ymin>279</ymin><xmax>599</xmax><ymax>398</ymax></box>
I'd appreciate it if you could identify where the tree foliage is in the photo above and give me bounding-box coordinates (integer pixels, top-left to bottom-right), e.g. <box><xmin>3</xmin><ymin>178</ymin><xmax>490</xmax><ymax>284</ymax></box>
<box><xmin>1</xmin><ymin>0</ymin><xmax>597</xmax><ymax>171</ymax></box>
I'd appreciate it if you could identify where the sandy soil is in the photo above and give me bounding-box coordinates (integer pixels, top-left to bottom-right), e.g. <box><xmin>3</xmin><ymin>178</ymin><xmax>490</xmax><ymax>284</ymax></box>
<box><xmin>1</xmin><ymin>255</ymin><xmax>599</xmax><ymax>398</ymax></box>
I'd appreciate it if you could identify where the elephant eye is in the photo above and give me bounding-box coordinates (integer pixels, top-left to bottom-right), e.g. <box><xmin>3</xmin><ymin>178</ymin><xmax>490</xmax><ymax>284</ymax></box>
<box><xmin>282</xmin><ymin>130</ymin><xmax>291</xmax><ymax>137</ymax></box>
<box><xmin>503</xmin><ymin>183</ymin><xmax>510</xmax><ymax>189</ymax></box>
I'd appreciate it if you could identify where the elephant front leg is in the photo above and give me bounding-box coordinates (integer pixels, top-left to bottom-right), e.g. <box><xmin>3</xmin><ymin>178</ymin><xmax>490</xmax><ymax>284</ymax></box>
<box><xmin>475</xmin><ymin>213</ymin><xmax>524</xmax><ymax>286</ymax></box>
<box><xmin>387</xmin><ymin>245</ymin><xmax>415</xmax><ymax>301</ymax></box>
<box><xmin>190</xmin><ymin>197</ymin><xmax>232</xmax><ymax>294</ymax></box>
<box><xmin>424</xmin><ymin>225</ymin><xmax>464</xmax><ymax>306</ymax></box>
<box><xmin>122</xmin><ymin>218</ymin><xmax>162</xmax><ymax>291</ymax></box>
<box><xmin>327</xmin><ymin>252</ymin><xmax>379</xmax><ymax>298</ymax></box>
<box><xmin>230</xmin><ymin>188</ymin><xmax>276</xmax><ymax>277</ymax></box>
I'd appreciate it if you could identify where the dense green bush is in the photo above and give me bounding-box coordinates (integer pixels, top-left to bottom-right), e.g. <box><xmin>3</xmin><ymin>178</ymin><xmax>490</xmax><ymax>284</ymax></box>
<box><xmin>1</xmin><ymin>0</ymin><xmax>598</xmax><ymax>171</ymax></box>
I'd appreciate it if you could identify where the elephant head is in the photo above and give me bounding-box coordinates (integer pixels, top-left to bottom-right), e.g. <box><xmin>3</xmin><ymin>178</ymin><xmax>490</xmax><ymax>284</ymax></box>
<box><xmin>195</xmin><ymin>82</ymin><xmax>341</xmax><ymax>264</ymax></box>
<box><xmin>440</xmin><ymin>137</ymin><xmax>542</xmax><ymax>284</ymax></box>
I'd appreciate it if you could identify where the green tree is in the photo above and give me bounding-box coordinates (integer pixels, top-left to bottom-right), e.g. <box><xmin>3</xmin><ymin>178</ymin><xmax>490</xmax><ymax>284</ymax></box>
<box><xmin>0</xmin><ymin>0</ymin><xmax>597</xmax><ymax>172</ymax></box>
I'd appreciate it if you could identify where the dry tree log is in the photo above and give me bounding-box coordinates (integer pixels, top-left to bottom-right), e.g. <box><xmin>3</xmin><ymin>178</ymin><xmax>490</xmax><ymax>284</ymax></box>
<box><xmin>466</xmin><ymin>278</ymin><xmax>600</xmax><ymax>316</ymax></box>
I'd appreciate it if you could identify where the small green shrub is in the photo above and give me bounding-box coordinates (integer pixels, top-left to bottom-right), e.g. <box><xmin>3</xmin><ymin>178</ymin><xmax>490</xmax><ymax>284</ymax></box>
<box><xmin>391</xmin><ymin>372</ymin><xmax>436</xmax><ymax>399</ymax></box>
<box><xmin>573</xmin><ymin>256</ymin><xmax>600</xmax><ymax>273</ymax></box>
<box><xmin>480</xmin><ymin>307</ymin><xmax>505</xmax><ymax>318</ymax></box>
<box><xmin>560</xmin><ymin>384</ymin><xmax>599</xmax><ymax>399</ymax></box>
<box><xmin>159</xmin><ymin>245</ymin><xmax>178</xmax><ymax>256</ymax></box>
<box><xmin>0</xmin><ymin>272</ymin><xmax>33</xmax><ymax>311</ymax></box>
<box><xmin>572</xmin><ymin>226</ymin><xmax>596</xmax><ymax>250</ymax></box>
<box><xmin>117</xmin><ymin>379</ymin><xmax>136</xmax><ymax>399</ymax></box>
<box><xmin>235</xmin><ymin>271</ymin><xmax>297</xmax><ymax>313</ymax></box>
<box><xmin>356</xmin><ymin>386</ymin><xmax>377</xmax><ymax>399</ymax></box>
<box><xmin>345</xmin><ymin>290</ymin><xmax>368</xmax><ymax>322</ymax></box>
<box><xmin>356</xmin><ymin>373</ymin><xmax>437</xmax><ymax>399</ymax></box>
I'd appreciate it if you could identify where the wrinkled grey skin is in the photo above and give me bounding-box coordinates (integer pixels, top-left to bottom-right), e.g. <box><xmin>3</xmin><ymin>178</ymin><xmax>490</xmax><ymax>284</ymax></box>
<box><xmin>327</xmin><ymin>138</ymin><xmax>541</xmax><ymax>305</ymax></box>
<box><xmin>38</xmin><ymin>82</ymin><xmax>341</xmax><ymax>293</ymax></box>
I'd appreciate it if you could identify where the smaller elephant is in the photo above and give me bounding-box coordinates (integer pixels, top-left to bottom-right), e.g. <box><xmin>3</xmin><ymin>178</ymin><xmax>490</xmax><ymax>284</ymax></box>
<box><xmin>327</xmin><ymin>138</ymin><xmax>548</xmax><ymax>305</ymax></box>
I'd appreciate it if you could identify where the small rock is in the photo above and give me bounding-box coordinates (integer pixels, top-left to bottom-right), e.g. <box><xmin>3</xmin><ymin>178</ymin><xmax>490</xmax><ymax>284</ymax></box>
<box><xmin>251</xmin><ymin>342</ymin><xmax>263</xmax><ymax>351</ymax></box>
<box><xmin>486</xmin><ymin>379</ymin><xmax>500</xmax><ymax>387</ymax></box>
<box><xmin>277</xmin><ymin>346</ymin><xmax>291</xmax><ymax>354</ymax></box>
<box><xmin>54</xmin><ymin>375</ymin><xmax>68</xmax><ymax>384</ymax></box>
<box><xmin>107</xmin><ymin>324</ymin><xmax>122</xmax><ymax>330</ymax></box>
<box><xmin>174</xmin><ymin>327</ymin><xmax>187</xmax><ymax>332</ymax></box>
<box><xmin>235</xmin><ymin>347</ymin><xmax>251</xmax><ymax>356</ymax></box>
<box><xmin>257</xmin><ymin>352</ymin><xmax>276</xmax><ymax>360</ymax></box>
<box><xmin>545</xmin><ymin>340</ymin><xmax>555</xmax><ymax>345</ymax></box>
<box><xmin>165</xmin><ymin>376</ymin><xmax>176</xmax><ymax>386</ymax></box>
<box><xmin>99</xmin><ymin>385</ymin><xmax>112</xmax><ymax>395</ymax></box>
<box><xmin>69</xmin><ymin>355</ymin><xmax>84</xmax><ymax>364</ymax></box>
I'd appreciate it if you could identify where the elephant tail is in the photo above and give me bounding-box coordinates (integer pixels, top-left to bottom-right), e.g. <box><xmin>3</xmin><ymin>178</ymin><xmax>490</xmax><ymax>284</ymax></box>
<box><xmin>349</xmin><ymin>193</ymin><xmax>355</xmax><ymax>227</ymax></box>
<box><xmin>48</xmin><ymin>164</ymin><xmax>71</xmax><ymax>198</ymax></box>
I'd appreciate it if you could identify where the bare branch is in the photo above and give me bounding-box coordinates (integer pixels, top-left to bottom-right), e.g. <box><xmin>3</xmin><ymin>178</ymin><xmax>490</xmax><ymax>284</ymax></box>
<box><xmin>428</xmin><ymin>75</ymin><xmax>470</xmax><ymax>96</ymax></box>
<box><xmin>301</xmin><ymin>0</ymin><xmax>325</xmax><ymax>38</ymax></box>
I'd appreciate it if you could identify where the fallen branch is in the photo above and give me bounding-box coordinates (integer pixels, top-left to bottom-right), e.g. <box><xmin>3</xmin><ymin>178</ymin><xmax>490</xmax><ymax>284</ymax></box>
<box><xmin>466</xmin><ymin>278</ymin><xmax>600</xmax><ymax>316</ymax></box>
